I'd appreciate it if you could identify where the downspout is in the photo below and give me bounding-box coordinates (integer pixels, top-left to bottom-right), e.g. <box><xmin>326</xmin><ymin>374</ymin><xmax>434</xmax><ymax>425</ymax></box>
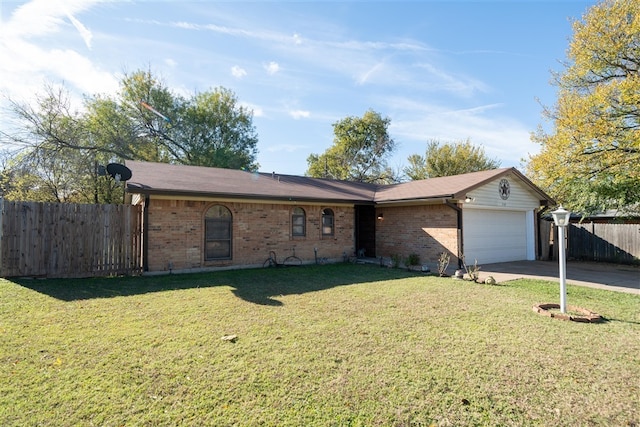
<box><xmin>445</xmin><ymin>200</ymin><xmax>463</xmax><ymax>269</ymax></box>
<box><xmin>143</xmin><ymin>195</ymin><xmax>150</xmax><ymax>272</ymax></box>
<box><xmin>536</xmin><ymin>208</ymin><xmax>542</xmax><ymax>260</ymax></box>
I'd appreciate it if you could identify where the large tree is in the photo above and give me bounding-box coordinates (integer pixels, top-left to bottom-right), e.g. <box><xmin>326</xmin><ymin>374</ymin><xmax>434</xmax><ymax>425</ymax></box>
<box><xmin>178</xmin><ymin>90</ymin><xmax>259</xmax><ymax>169</ymax></box>
<box><xmin>404</xmin><ymin>138</ymin><xmax>500</xmax><ymax>180</ymax></box>
<box><xmin>526</xmin><ymin>0</ymin><xmax>640</xmax><ymax>214</ymax></box>
<box><xmin>1</xmin><ymin>70</ymin><xmax>259</xmax><ymax>203</ymax></box>
<box><xmin>306</xmin><ymin>109</ymin><xmax>397</xmax><ymax>183</ymax></box>
<box><xmin>0</xmin><ymin>85</ymin><xmax>102</xmax><ymax>202</ymax></box>
<box><xmin>112</xmin><ymin>70</ymin><xmax>259</xmax><ymax>168</ymax></box>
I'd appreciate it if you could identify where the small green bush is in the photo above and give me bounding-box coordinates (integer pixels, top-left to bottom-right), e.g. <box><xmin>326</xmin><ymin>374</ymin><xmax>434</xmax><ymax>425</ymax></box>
<box><xmin>390</xmin><ymin>254</ymin><xmax>401</xmax><ymax>268</ymax></box>
<box><xmin>405</xmin><ymin>253</ymin><xmax>420</xmax><ymax>266</ymax></box>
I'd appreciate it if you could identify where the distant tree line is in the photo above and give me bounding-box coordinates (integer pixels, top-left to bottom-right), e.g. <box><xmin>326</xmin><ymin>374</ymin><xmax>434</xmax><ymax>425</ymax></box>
<box><xmin>1</xmin><ymin>67</ymin><xmax>500</xmax><ymax>204</ymax></box>
<box><xmin>305</xmin><ymin>111</ymin><xmax>499</xmax><ymax>184</ymax></box>
<box><xmin>3</xmin><ymin>0</ymin><xmax>635</xmax><ymax>213</ymax></box>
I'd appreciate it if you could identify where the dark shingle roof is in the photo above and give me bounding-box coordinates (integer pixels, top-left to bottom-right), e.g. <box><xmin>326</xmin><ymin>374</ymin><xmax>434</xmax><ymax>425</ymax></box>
<box><xmin>125</xmin><ymin>161</ymin><xmax>378</xmax><ymax>203</ymax></box>
<box><xmin>126</xmin><ymin>161</ymin><xmax>552</xmax><ymax>205</ymax></box>
<box><xmin>374</xmin><ymin>168</ymin><xmax>509</xmax><ymax>202</ymax></box>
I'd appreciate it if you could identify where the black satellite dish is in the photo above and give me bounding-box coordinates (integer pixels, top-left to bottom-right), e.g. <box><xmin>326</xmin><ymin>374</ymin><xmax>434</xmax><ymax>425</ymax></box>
<box><xmin>106</xmin><ymin>163</ymin><xmax>132</xmax><ymax>182</ymax></box>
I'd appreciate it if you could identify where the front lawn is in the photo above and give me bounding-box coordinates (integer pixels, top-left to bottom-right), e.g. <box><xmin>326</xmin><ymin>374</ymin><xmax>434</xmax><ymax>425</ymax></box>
<box><xmin>1</xmin><ymin>264</ymin><xmax>638</xmax><ymax>426</ymax></box>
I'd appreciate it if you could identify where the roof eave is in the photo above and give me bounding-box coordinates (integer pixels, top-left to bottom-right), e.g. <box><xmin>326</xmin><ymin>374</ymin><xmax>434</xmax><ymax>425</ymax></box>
<box><xmin>375</xmin><ymin>196</ymin><xmax>455</xmax><ymax>205</ymax></box>
<box><xmin>126</xmin><ymin>186</ymin><xmax>373</xmax><ymax>205</ymax></box>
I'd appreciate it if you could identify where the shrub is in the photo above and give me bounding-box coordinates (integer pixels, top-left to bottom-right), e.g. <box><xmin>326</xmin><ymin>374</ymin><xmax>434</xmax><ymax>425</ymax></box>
<box><xmin>390</xmin><ymin>254</ymin><xmax>401</xmax><ymax>268</ymax></box>
<box><xmin>405</xmin><ymin>253</ymin><xmax>420</xmax><ymax>267</ymax></box>
<box><xmin>462</xmin><ymin>256</ymin><xmax>481</xmax><ymax>282</ymax></box>
<box><xmin>437</xmin><ymin>252</ymin><xmax>450</xmax><ymax>276</ymax></box>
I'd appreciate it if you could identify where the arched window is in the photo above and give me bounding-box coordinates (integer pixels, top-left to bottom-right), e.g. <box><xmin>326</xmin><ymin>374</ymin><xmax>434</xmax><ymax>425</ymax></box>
<box><xmin>322</xmin><ymin>208</ymin><xmax>334</xmax><ymax>236</ymax></box>
<box><xmin>205</xmin><ymin>205</ymin><xmax>232</xmax><ymax>260</ymax></box>
<box><xmin>292</xmin><ymin>207</ymin><xmax>306</xmax><ymax>237</ymax></box>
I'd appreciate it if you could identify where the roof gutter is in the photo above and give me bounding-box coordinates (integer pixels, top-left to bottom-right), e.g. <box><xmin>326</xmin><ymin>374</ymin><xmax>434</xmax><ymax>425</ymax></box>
<box><xmin>126</xmin><ymin>187</ymin><xmax>375</xmax><ymax>206</ymax></box>
<box><xmin>374</xmin><ymin>195</ymin><xmax>456</xmax><ymax>205</ymax></box>
<box><xmin>142</xmin><ymin>195</ymin><xmax>149</xmax><ymax>272</ymax></box>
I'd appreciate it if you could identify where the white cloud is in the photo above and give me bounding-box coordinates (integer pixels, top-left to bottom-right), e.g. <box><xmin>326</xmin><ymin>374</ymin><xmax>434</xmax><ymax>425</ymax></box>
<box><xmin>172</xmin><ymin>20</ymin><xmax>294</xmax><ymax>46</ymax></box>
<box><xmin>264</xmin><ymin>61</ymin><xmax>280</xmax><ymax>75</ymax></box>
<box><xmin>386</xmin><ymin>97</ymin><xmax>537</xmax><ymax>167</ymax></box>
<box><xmin>49</xmin><ymin>49</ymin><xmax>119</xmax><ymax>95</ymax></box>
<box><xmin>356</xmin><ymin>61</ymin><xmax>385</xmax><ymax>85</ymax></box>
<box><xmin>231</xmin><ymin>65</ymin><xmax>247</xmax><ymax>78</ymax></box>
<box><xmin>289</xmin><ymin>110</ymin><xmax>310</xmax><ymax>119</ymax></box>
<box><xmin>416</xmin><ymin>63</ymin><xmax>489</xmax><ymax>98</ymax></box>
<box><xmin>0</xmin><ymin>0</ymin><xmax>117</xmax><ymax>106</ymax></box>
<box><xmin>65</xmin><ymin>10</ymin><xmax>93</xmax><ymax>49</ymax></box>
<box><xmin>265</xmin><ymin>143</ymin><xmax>307</xmax><ymax>153</ymax></box>
<box><xmin>4</xmin><ymin>38</ymin><xmax>117</xmax><ymax>90</ymax></box>
<box><xmin>3</xmin><ymin>0</ymin><xmax>105</xmax><ymax>38</ymax></box>
<box><xmin>239</xmin><ymin>102</ymin><xmax>264</xmax><ymax>118</ymax></box>
<box><xmin>161</xmin><ymin>16</ymin><xmax>478</xmax><ymax>99</ymax></box>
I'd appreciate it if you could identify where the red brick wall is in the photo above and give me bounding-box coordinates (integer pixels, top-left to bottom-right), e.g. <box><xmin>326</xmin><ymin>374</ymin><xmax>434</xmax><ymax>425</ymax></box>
<box><xmin>145</xmin><ymin>198</ymin><xmax>355</xmax><ymax>272</ymax></box>
<box><xmin>375</xmin><ymin>204</ymin><xmax>459</xmax><ymax>267</ymax></box>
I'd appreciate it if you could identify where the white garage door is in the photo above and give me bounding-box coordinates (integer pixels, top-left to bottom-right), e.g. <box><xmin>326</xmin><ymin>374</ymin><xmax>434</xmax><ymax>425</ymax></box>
<box><xmin>463</xmin><ymin>209</ymin><xmax>528</xmax><ymax>264</ymax></box>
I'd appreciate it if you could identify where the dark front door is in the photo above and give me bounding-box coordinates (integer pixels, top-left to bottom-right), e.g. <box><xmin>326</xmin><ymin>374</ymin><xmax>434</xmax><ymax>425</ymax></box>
<box><xmin>355</xmin><ymin>205</ymin><xmax>376</xmax><ymax>258</ymax></box>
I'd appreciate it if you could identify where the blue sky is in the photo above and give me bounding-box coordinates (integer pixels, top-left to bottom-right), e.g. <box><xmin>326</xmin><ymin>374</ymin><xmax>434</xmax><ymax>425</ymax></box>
<box><xmin>1</xmin><ymin>0</ymin><xmax>597</xmax><ymax>176</ymax></box>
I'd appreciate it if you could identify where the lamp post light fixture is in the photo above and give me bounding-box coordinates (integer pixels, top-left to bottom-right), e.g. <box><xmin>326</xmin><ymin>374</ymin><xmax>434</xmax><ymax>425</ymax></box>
<box><xmin>551</xmin><ymin>206</ymin><xmax>571</xmax><ymax>313</ymax></box>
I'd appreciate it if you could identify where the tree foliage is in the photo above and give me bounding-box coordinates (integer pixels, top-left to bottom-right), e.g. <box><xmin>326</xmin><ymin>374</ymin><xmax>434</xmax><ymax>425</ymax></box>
<box><xmin>1</xmin><ymin>70</ymin><xmax>259</xmax><ymax>203</ymax></box>
<box><xmin>526</xmin><ymin>0</ymin><xmax>640</xmax><ymax>214</ymax></box>
<box><xmin>404</xmin><ymin>139</ymin><xmax>501</xmax><ymax>180</ymax></box>
<box><xmin>0</xmin><ymin>86</ymin><xmax>109</xmax><ymax>203</ymax></box>
<box><xmin>306</xmin><ymin>110</ymin><xmax>397</xmax><ymax>183</ymax></box>
<box><xmin>179</xmin><ymin>90</ymin><xmax>259</xmax><ymax>169</ymax></box>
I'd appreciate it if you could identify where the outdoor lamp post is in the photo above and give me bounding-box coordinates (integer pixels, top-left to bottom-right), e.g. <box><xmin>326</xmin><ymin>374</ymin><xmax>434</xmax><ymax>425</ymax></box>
<box><xmin>551</xmin><ymin>206</ymin><xmax>571</xmax><ymax>313</ymax></box>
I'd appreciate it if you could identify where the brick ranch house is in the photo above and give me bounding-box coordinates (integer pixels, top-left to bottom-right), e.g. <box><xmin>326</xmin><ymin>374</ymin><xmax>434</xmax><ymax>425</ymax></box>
<box><xmin>125</xmin><ymin>161</ymin><xmax>554</xmax><ymax>274</ymax></box>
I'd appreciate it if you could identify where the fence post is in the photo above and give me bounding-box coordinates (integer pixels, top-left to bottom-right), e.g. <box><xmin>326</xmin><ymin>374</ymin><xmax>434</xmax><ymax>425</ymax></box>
<box><xmin>551</xmin><ymin>225</ymin><xmax>558</xmax><ymax>261</ymax></box>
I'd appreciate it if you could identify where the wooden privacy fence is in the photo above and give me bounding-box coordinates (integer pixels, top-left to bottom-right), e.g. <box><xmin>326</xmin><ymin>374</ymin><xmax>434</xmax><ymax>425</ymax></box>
<box><xmin>0</xmin><ymin>199</ymin><xmax>142</xmax><ymax>278</ymax></box>
<box><xmin>568</xmin><ymin>222</ymin><xmax>640</xmax><ymax>265</ymax></box>
<box><xmin>539</xmin><ymin>219</ymin><xmax>639</xmax><ymax>264</ymax></box>
<box><xmin>538</xmin><ymin>219</ymin><xmax>553</xmax><ymax>261</ymax></box>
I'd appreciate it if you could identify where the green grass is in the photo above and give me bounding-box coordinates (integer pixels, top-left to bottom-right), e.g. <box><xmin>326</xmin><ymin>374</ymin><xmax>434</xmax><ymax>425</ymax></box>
<box><xmin>1</xmin><ymin>264</ymin><xmax>638</xmax><ymax>426</ymax></box>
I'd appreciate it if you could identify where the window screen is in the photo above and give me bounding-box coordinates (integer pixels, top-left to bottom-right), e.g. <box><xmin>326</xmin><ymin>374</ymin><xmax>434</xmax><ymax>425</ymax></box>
<box><xmin>205</xmin><ymin>205</ymin><xmax>232</xmax><ymax>260</ymax></box>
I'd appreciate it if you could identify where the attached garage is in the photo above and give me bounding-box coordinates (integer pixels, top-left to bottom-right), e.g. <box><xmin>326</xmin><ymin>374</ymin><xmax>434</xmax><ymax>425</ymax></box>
<box><xmin>373</xmin><ymin>168</ymin><xmax>552</xmax><ymax>269</ymax></box>
<box><xmin>460</xmin><ymin>173</ymin><xmax>544</xmax><ymax>265</ymax></box>
<box><xmin>463</xmin><ymin>208</ymin><xmax>534</xmax><ymax>264</ymax></box>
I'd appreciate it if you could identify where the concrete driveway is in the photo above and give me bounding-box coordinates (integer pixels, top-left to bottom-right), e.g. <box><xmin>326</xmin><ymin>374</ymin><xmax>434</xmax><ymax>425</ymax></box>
<box><xmin>479</xmin><ymin>260</ymin><xmax>639</xmax><ymax>295</ymax></box>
